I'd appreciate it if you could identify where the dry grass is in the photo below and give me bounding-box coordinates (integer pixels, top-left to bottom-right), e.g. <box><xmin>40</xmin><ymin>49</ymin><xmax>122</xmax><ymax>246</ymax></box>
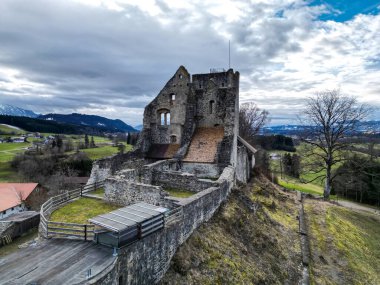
<box><xmin>160</xmin><ymin>175</ymin><xmax>303</xmax><ymax>284</ymax></box>
<box><xmin>305</xmin><ymin>200</ymin><xmax>380</xmax><ymax>285</ymax></box>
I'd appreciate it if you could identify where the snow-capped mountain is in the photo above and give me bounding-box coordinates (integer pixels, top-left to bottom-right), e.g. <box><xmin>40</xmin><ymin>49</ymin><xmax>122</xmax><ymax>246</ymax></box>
<box><xmin>0</xmin><ymin>104</ymin><xmax>38</xmax><ymax>118</ymax></box>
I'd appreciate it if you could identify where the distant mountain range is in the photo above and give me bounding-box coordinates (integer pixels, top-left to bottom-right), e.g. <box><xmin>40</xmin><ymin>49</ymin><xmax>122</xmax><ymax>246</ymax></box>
<box><xmin>0</xmin><ymin>104</ymin><xmax>136</xmax><ymax>133</ymax></box>
<box><xmin>39</xmin><ymin>113</ymin><xmax>136</xmax><ymax>132</ymax></box>
<box><xmin>0</xmin><ymin>104</ymin><xmax>39</xmax><ymax>118</ymax></box>
<box><xmin>134</xmin><ymin>124</ymin><xmax>143</xmax><ymax>131</ymax></box>
<box><xmin>262</xmin><ymin>121</ymin><xmax>380</xmax><ymax>136</ymax></box>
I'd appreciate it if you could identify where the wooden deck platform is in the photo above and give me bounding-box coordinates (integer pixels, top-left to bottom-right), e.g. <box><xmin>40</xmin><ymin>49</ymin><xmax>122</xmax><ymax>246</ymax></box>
<box><xmin>0</xmin><ymin>239</ymin><xmax>116</xmax><ymax>284</ymax></box>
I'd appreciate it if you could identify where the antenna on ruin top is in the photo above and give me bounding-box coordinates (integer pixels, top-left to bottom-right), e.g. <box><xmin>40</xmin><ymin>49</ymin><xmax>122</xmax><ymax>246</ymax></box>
<box><xmin>228</xmin><ymin>40</ymin><xmax>231</xmax><ymax>69</ymax></box>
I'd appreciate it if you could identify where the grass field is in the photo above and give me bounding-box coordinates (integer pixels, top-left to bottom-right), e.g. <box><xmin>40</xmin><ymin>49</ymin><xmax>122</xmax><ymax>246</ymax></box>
<box><xmin>0</xmin><ymin>142</ymin><xmax>31</xmax><ymax>162</ymax></box>
<box><xmin>80</xmin><ymin>143</ymin><xmax>132</xmax><ymax>160</ymax></box>
<box><xmin>0</xmin><ymin>124</ymin><xmax>26</xmax><ymax>135</ymax></box>
<box><xmin>50</xmin><ymin>197</ymin><xmax>119</xmax><ymax>224</ymax></box>
<box><xmin>305</xmin><ymin>200</ymin><xmax>380</xmax><ymax>284</ymax></box>
<box><xmin>88</xmin><ymin>187</ymin><xmax>105</xmax><ymax>197</ymax></box>
<box><xmin>278</xmin><ymin>178</ymin><xmax>323</xmax><ymax>196</ymax></box>
<box><xmin>164</xmin><ymin>188</ymin><xmax>195</xmax><ymax>198</ymax></box>
<box><xmin>0</xmin><ymin>162</ymin><xmax>20</xmax><ymax>182</ymax></box>
<box><xmin>268</xmin><ymin>143</ymin><xmax>361</xmax><ymax>196</ymax></box>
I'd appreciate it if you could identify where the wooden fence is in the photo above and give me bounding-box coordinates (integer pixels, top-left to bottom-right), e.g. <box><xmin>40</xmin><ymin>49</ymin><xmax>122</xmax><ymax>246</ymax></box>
<box><xmin>40</xmin><ymin>181</ymin><xmax>104</xmax><ymax>241</ymax></box>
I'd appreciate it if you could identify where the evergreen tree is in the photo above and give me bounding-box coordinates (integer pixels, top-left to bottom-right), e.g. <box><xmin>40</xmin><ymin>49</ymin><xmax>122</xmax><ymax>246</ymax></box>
<box><xmin>90</xmin><ymin>136</ymin><xmax>96</xmax><ymax>148</ymax></box>
<box><xmin>84</xmin><ymin>134</ymin><xmax>89</xmax><ymax>149</ymax></box>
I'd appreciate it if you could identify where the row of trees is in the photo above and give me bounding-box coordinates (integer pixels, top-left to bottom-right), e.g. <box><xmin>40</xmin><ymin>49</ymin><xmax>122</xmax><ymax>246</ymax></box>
<box><xmin>240</xmin><ymin>90</ymin><xmax>377</xmax><ymax>203</ymax></box>
<box><xmin>333</xmin><ymin>155</ymin><xmax>380</xmax><ymax>205</ymax></box>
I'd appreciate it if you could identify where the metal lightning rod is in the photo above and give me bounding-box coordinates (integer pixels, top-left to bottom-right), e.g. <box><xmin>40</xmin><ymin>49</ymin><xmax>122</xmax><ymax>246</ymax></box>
<box><xmin>229</xmin><ymin>40</ymin><xmax>231</xmax><ymax>69</ymax></box>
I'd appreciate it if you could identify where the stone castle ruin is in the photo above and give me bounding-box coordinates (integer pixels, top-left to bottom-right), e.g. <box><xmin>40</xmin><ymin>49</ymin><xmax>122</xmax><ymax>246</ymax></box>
<box><xmin>90</xmin><ymin>66</ymin><xmax>256</xmax><ymax>191</ymax></box>
<box><xmin>85</xmin><ymin>67</ymin><xmax>257</xmax><ymax>284</ymax></box>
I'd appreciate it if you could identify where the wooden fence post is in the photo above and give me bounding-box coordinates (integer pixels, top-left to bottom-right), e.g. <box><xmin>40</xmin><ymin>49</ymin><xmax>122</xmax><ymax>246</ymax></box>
<box><xmin>84</xmin><ymin>225</ymin><xmax>87</xmax><ymax>241</ymax></box>
<box><xmin>80</xmin><ymin>186</ymin><xmax>83</xmax><ymax>197</ymax></box>
<box><xmin>94</xmin><ymin>181</ymin><xmax>97</xmax><ymax>191</ymax></box>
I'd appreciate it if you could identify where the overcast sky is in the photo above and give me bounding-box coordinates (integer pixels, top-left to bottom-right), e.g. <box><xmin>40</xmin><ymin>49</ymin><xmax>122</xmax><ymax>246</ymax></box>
<box><xmin>0</xmin><ymin>0</ymin><xmax>379</xmax><ymax>126</ymax></box>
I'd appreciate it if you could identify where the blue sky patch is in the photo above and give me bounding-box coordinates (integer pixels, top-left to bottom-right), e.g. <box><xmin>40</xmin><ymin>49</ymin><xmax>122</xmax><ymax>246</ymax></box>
<box><xmin>310</xmin><ymin>0</ymin><xmax>380</xmax><ymax>22</ymax></box>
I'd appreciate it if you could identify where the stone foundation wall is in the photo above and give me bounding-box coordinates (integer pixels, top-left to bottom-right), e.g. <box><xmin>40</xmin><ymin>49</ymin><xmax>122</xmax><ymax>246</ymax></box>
<box><xmin>141</xmin><ymin>159</ymin><xmax>178</xmax><ymax>184</ymax></box>
<box><xmin>152</xmin><ymin>170</ymin><xmax>217</xmax><ymax>192</ymax></box>
<box><xmin>104</xmin><ymin>178</ymin><xmax>166</xmax><ymax>206</ymax></box>
<box><xmin>88</xmin><ymin>166</ymin><xmax>235</xmax><ymax>285</ymax></box>
<box><xmin>87</xmin><ymin>153</ymin><xmax>144</xmax><ymax>185</ymax></box>
<box><xmin>181</xmin><ymin>162</ymin><xmax>220</xmax><ymax>178</ymax></box>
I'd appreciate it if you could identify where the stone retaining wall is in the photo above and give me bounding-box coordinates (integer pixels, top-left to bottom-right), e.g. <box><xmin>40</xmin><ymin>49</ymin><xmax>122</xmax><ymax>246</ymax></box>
<box><xmin>105</xmin><ymin>177</ymin><xmax>166</xmax><ymax>206</ymax></box>
<box><xmin>152</xmin><ymin>170</ymin><xmax>217</xmax><ymax>192</ymax></box>
<box><xmin>87</xmin><ymin>166</ymin><xmax>235</xmax><ymax>285</ymax></box>
<box><xmin>181</xmin><ymin>162</ymin><xmax>220</xmax><ymax>178</ymax></box>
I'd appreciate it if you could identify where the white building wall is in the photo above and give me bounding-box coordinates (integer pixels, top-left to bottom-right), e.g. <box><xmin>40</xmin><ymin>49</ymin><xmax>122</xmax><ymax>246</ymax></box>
<box><xmin>0</xmin><ymin>204</ymin><xmax>25</xmax><ymax>220</ymax></box>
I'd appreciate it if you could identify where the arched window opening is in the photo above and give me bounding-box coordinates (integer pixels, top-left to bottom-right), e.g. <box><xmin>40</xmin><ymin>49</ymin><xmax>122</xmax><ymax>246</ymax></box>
<box><xmin>170</xmin><ymin>135</ymin><xmax>177</xmax><ymax>143</ymax></box>
<box><xmin>160</xmin><ymin>113</ymin><xmax>165</xmax><ymax>125</ymax></box>
<box><xmin>158</xmin><ymin>109</ymin><xmax>171</xmax><ymax>126</ymax></box>
<box><xmin>209</xmin><ymin>100</ymin><xmax>215</xmax><ymax>114</ymax></box>
<box><xmin>179</xmin><ymin>74</ymin><xmax>183</xmax><ymax>79</ymax></box>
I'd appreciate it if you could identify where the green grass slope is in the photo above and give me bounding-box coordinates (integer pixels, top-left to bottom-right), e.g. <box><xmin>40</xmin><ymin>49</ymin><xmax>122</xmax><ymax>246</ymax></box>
<box><xmin>161</xmin><ymin>175</ymin><xmax>303</xmax><ymax>284</ymax></box>
<box><xmin>305</xmin><ymin>200</ymin><xmax>380</xmax><ymax>285</ymax></box>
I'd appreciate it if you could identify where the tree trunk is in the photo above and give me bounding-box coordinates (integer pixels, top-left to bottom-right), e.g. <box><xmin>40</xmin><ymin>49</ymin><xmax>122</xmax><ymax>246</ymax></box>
<box><xmin>324</xmin><ymin>165</ymin><xmax>332</xmax><ymax>199</ymax></box>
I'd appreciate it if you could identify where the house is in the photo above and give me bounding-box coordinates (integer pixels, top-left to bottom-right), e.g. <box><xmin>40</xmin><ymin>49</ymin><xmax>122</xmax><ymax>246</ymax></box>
<box><xmin>0</xmin><ymin>183</ymin><xmax>44</xmax><ymax>219</ymax></box>
<box><xmin>10</xmin><ymin>137</ymin><xmax>25</xmax><ymax>143</ymax></box>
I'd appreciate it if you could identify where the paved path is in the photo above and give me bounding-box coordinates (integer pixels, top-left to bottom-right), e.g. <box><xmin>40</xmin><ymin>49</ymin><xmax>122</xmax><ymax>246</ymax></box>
<box><xmin>337</xmin><ymin>200</ymin><xmax>380</xmax><ymax>217</ymax></box>
<box><xmin>0</xmin><ymin>239</ymin><xmax>116</xmax><ymax>285</ymax></box>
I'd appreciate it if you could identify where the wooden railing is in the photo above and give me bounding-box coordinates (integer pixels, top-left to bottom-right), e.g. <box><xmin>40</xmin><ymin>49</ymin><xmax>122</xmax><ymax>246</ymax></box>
<box><xmin>39</xmin><ymin>181</ymin><xmax>104</xmax><ymax>240</ymax></box>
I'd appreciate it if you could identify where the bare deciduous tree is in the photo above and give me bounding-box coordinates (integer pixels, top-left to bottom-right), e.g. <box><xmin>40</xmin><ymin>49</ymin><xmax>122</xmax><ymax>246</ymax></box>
<box><xmin>301</xmin><ymin>90</ymin><xmax>369</xmax><ymax>199</ymax></box>
<box><xmin>239</xmin><ymin>102</ymin><xmax>269</xmax><ymax>143</ymax></box>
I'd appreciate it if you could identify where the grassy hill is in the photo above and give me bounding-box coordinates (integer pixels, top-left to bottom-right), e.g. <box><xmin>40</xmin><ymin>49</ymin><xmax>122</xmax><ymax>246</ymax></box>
<box><xmin>161</xmin><ymin>174</ymin><xmax>380</xmax><ymax>285</ymax></box>
<box><xmin>161</xmin><ymin>175</ymin><xmax>303</xmax><ymax>284</ymax></box>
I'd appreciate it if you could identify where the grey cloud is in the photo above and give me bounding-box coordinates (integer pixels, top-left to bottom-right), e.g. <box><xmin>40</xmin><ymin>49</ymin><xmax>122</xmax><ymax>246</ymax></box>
<box><xmin>0</xmin><ymin>0</ymin><xmax>379</xmax><ymax>125</ymax></box>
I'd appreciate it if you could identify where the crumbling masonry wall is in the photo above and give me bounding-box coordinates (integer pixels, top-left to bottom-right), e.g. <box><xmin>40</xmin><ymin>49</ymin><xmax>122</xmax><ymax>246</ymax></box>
<box><xmin>86</xmin><ymin>166</ymin><xmax>235</xmax><ymax>285</ymax></box>
<box><xmin>152</xmin><ymin>170</ymin><xmax>217</xmax><ymax>192</ymax></box>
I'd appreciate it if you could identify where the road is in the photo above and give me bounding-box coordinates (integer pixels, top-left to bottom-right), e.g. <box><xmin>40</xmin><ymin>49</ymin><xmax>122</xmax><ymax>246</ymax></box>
<box><xmin>337</xmin><ymin>200</ymin><xmax>380</xmax><ymax>217</ymax></box>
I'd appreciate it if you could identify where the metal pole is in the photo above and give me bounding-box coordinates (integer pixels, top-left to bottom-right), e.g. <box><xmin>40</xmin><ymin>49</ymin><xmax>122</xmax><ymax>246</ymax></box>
<box><xmin>228</xmin><ymin>40</ymin><xmax>231</xmax><ymax>69</ymax></box>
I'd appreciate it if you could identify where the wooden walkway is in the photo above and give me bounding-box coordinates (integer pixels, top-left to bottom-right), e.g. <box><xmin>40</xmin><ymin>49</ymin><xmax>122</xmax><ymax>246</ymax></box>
<box><xmin>0</xmin><ymin>239</ymin><xmax>116</xmax><ymax>285</ymax></box>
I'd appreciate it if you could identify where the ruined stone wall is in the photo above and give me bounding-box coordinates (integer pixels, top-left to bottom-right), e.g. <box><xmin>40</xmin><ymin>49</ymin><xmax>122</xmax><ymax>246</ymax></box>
<box><xmin>89</xmin><ymin>166</ymin><xmax>235</xmax><ymax>285</ymax></box>
<box><xmin>104</xmin><ymin>177</ymin><xmax>166</xmax><ymax>206</ymax></box>
<box><xmin>87</xmin><ymin>153</ymin><xmax>144</xmax><ymax>185</ymax></box>
<box><xmin>190</xmin><ymin>69</ymin><xmax>240</xmax><ymax>170</ymax></box>
<box><xmin>141</xmin><ymin>66</ymin><xmax>191</xmax><ymax>146</ymax></box>
<box><xmin>181</xmin><ymin>162</ymin><xmax>220</xmax><ymax>178</ymax></box>
<box><xmin>87</xmin><ymin>159</ymin><xmax>113</xmax><ymax>185</ymax></box>
<box><xmin>141</xmin><ymin>159</ymin><xmax>178</xmax><ymax>185</ymax></box>
<box><xmin>152</xmin><ymin>170</ymin><xmax>217</xmax><ymax>192</ymax></box>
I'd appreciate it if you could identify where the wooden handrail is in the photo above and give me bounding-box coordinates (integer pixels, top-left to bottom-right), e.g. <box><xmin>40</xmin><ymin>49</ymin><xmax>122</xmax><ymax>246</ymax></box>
<box><xmin>40</xmin><ymin>180</ymin><xmax>104</xmax><ymax>240</ymax></box>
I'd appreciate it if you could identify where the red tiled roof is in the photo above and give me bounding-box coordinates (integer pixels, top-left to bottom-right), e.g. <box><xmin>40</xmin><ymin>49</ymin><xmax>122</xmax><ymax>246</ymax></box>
<box><xmin>0</xmin><ymin>183</ymin><xmax>38</xmax><ymax>212</ymax></box>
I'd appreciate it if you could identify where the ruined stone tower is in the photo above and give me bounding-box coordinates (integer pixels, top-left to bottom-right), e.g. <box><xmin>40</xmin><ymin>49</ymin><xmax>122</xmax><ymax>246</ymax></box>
<box><xmin>136</xmin><ymin>66</ymin><xmax>251</xmax><ymax>181</ymax></box>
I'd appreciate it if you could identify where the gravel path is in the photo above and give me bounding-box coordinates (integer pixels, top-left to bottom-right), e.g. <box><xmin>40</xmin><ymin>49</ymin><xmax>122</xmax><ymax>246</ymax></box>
<box><xmin>337</xmin><ymin>200</ymin><xmax>380</xmax><ymax>216</ymax></box>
